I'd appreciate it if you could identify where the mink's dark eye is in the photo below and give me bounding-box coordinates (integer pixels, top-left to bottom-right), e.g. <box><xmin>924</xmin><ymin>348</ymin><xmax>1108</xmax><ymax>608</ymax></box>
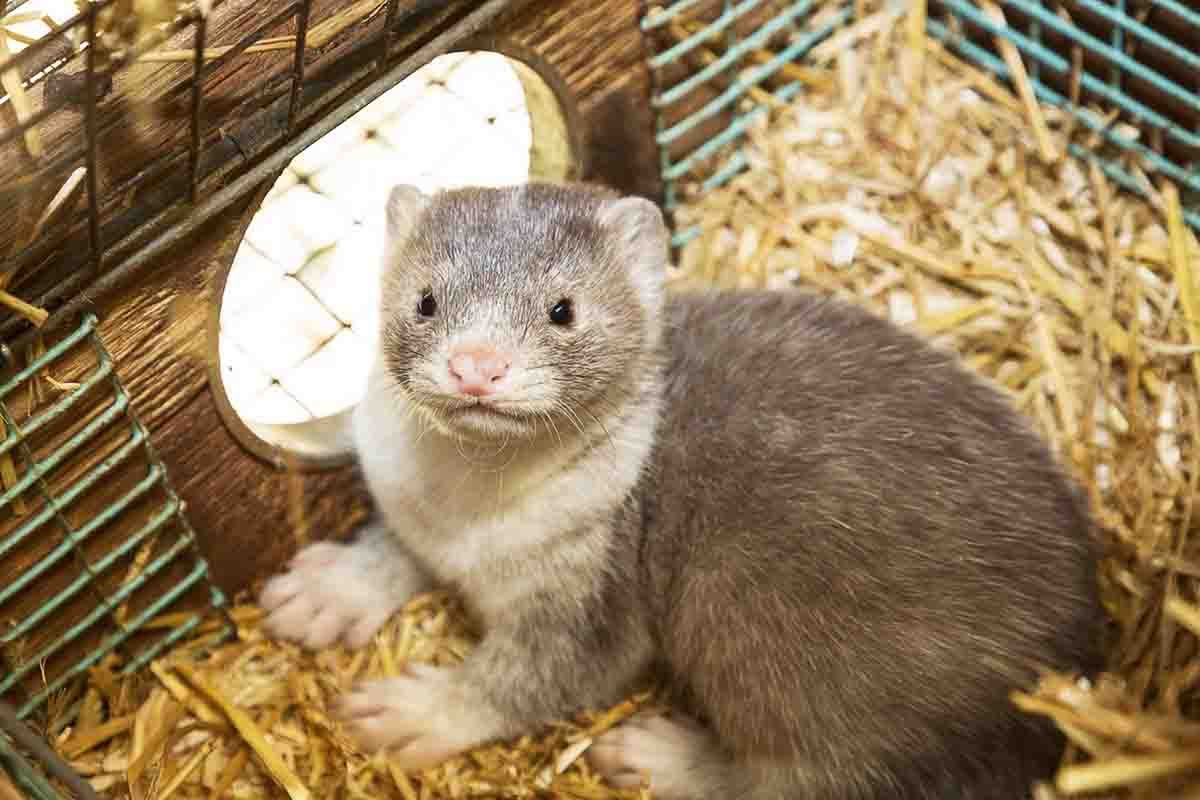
<box><xmin>418</xmin><ymin>290</ymin><xmax>437</xmax><ymax>318</ymax></box>
<box><xmin>548</xmin><ymin>299</ymin><xmax>574</xmax><ymax>326</ymax></box>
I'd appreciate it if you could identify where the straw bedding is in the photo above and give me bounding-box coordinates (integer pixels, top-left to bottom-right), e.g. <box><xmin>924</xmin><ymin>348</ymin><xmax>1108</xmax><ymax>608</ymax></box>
<box><xmin>13</xmin><ymin>2</ymin><xmax>1200</xmax><ymax>798</ymax></box>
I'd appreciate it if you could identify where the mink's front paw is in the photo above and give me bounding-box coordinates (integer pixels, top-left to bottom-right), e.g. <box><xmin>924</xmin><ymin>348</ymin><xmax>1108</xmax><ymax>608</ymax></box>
<box><xmin>591</xmin><ymin>712</ymin><xmax>719</xmax><ymax>799</ymax></box>
<box><xmin>259</xmin><ymin>535</ymin><xmax>425</xmax><ymax>650</ymax></box>
<box><xmin>335</xmin><ymin>664</ymin><xmax>499</xmax><ymax>768</ymax></box>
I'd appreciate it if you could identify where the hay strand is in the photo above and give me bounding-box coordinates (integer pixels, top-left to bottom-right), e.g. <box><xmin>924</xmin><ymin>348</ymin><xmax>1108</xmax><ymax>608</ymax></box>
<box><xmin>60</xmin><ymin>715</ymin><xmax>135</xmax><ymax>760</ymax></box>
<box><xmin>0</xmin><ymin>770</ymin><xmax>21</xmax><ymax>800</ymax></box>
<box><xmin>0</xmin><ymin>289</ymin><xmax>49</xmax><ymax>326</ymax></box>
<box><xmin>905</xmin><ymin>0</ymin><xmax>925</xmax><ymax>91</ymax></box>
<box><xmin>0</xmin><ymin>26</ymin><xmax>43</xmax><ymax>159</ymax></box>
<box><xmin>20</xmin><ymin>168</ymin><xmax>88</xmax><ymax>256</ymax></box>
<box><xmin>977</xmin><ymin>0</ymin><xmax>1056</xmax><ymax>163</ymax></box>
<box><xmin>667</xmin><ymin>6</ymin><xmax>1200</xmax><ymax>796</ymax></box>
<box><xmin>170</xmin><ymin>662</ymin><xmax>312</xmax><ymax>800</ymax></box>
<box><xmin>1163</xmin><ymin>181</ymin><xmax>1200</xmax><ymax>388</ymax></box>
<box><xmin>1056</xmin><ymin>750</ymin><xmax>1200</xmax><ymax>795</ymax></box>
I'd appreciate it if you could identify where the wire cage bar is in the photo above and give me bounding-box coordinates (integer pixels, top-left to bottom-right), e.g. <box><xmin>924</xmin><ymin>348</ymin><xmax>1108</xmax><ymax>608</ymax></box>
<box><xmin>641</xmin><ymin>0</ymin><xmax>851</xmax><ymax>248</ymax></box>
<box><xmin>641</xmin><ymin>0</ymin><xmax>1200</xmax><ymax>245</ymax></box>
<box><xmin>0</xmin><ymin>0</ymin><xmax>1193</xmax><ymax>796</ymax></box>
<box><xmin>929</xmin><ymin>0</ymin><xmax>1200</xmax><ymax>230</ymax></box>
<box><xmin>0</xmin><ymin>313</ymin><xmax>229</xmax><ymax>716</ymax></box>
<box><xmin>1</xmin><ymin>698</ymin><xmax>101</xmax><ymax>800</ymax></box>
<box><xmin>0</xmin><ymin>0</ymin><xmax>505</xmax><ymax>354</ymax></box>
<box><xmin>0</xmin><ymin>313</ymin><xmax>229</xmax><ymax>797</ymax></box>
<box><xmin>0</xmin><ymin>1</ymin><xmax>512</xmax><ymax>794</ymax></box>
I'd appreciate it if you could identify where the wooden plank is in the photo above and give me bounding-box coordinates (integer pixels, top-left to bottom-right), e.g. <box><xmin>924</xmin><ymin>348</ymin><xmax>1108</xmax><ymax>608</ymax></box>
<box><xmin>492</xmin><ymin>0</ymin><xmax>661</xmax><ymax>197</ymax></box>
<box><xmin>92</xmin><ymin>189</ymin><xmax>373</xmax><ymax>595</ymax></box>
<box><xmin>0</xmin><ymin>310</ymin><xmax>230</xmax><ymax>716</ymax></box>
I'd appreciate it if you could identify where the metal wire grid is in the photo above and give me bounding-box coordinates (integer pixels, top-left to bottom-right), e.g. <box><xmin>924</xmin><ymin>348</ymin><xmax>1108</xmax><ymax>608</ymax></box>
<box><xmin>220</xmin><ymin>228</ymin><xmax>378</xmax><ymax>432</ymax></box>
<box><xmin>1</xmin><ymin>736</ymin><xmax>77</xmax><ymax>800</ymax></box>
<box><xmin>642</xmin><ymin>0</ymin><xmax>1199</xmax><ymax>245</ymax></box>
<box><xmin>640</xmin><ymin>0</ymin><xmax>851</xmax><ymax>249</ymax></box>
<box><xmin>929</xmin><ymin>0</ymin><xmax>1200</xmax><ymax>232</ymax></box>
<box><xmin>1</xmin><ymin>697</ymin><xmax>101</xmax><ymax>800</ymax></box>
<box><xmin>0</xmin><ymin>0</ymin><xmax>506</xmax><ymax>356</ymax></box>
<box><xmin>0</xmin><ymin>0</ymin><xmax>215</xmax><ymax>276</ymax></box>
<box><xmin>0</xmin><ymin>314</ymin><xmax>228</xmax><ymax>724</ymax></box>
<box><xmin>219</xmin><ymin>51</ymin><xmax>531</xmax><ymax>433</ymax></box>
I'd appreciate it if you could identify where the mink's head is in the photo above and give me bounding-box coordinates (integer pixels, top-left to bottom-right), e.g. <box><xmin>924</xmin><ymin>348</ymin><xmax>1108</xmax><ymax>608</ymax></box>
<box><xmin>377</xmin><ymin>182</ymin><xmax>668</xmax><ymax>441</ymax></box>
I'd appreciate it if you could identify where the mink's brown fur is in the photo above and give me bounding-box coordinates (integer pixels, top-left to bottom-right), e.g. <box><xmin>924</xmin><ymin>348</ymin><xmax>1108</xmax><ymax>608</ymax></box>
<box><xmin>634</xmin><ymin>289</ymin><xmax>1103</xmax><ymax>799</ymax></box>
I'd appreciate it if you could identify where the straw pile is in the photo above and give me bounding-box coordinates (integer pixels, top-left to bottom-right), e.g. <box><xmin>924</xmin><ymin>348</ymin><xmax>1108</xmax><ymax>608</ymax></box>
<box><xmin>18</xmin><ymin>2</ymin><xmax>1200</xmax><ymax>798</ymax></box>
<box><xmin>670</xmin><ymin>4</ymin><xmax>1200</xmax><ymax>798</ymax></box>
<box><xmin>35</xmin><ymin>599</ymin><xmax>654</xmax><ymax>799</ymax></box>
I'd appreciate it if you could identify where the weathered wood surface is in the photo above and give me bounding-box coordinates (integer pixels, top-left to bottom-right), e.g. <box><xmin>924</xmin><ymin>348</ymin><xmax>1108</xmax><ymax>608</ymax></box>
<box><xmin>493</xmin><ymin>0</ymin><xmax>660</xmax><ymax>199</ymax></box>
<box><xmin>0</xmin><ymin>0</ymin><xmax>485</xmax><ymax>339</ymax></box>
<box><xmin>0</xmin><ymin>290</ymin><xmax>237</xmax><ymax>714</ymax></box>
<box><xmin>93</xmin><ymin>188</ymin><xmax>376</xmax><ymax>596</ymax></box>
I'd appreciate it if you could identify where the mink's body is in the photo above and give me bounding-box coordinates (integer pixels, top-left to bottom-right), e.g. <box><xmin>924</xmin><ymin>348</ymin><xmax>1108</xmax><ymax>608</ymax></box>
<box><xmin>259</xmin><ymin>182</ymin><xmax>1104</xmax><ymax>800</ymax></box>
<box><xmin>634</xmin><ymin>291</ymin><xmax>1101</xmax><ymax>799</ymax></box>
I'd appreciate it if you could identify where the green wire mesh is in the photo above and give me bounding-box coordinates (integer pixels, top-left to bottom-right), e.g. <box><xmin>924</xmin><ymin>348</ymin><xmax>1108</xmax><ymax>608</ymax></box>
<box><xmin>641</xmin><ymin>0</ymin><xmax>852</xmax><ymax>249</ymax></box>
<box><xmin>0</xmin><ymin>314</ymin><xmax>228</xmax><ymax>732</ymax></box>
<box><xmin>642</xmin><ymin>0</ymin><xmax>1199</xmax><ymax>242</ymax></box>
<box><xmin>930</xmin><ymin>0</ymin><xmax>1199</xmax><ymax>231</ymax></box>
<box><xmin>0</xmin><ymin>739</ymin><xmax>65</xmax><ymax>800</ymax></box>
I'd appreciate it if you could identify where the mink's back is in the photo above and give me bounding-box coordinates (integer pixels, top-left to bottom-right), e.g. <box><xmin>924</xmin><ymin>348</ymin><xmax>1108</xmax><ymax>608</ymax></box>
<box><xmin>637</xmin><ymin>289</ymin><xmax>1104</xmax><ymax>799</ymax></box>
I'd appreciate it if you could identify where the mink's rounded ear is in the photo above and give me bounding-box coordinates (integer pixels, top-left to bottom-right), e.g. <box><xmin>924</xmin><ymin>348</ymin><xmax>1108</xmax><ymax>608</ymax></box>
<box><xmin>385</xmin><ymin>184</ymin><xmax>429</xmax><ymax>248</ymax></box>
<box><xmin>597</xmin><ymin>196</ymin><xmax>670</xmax><ymax>293</ymax></box>
<box><xmin>598</xmin><ymin>196</ymin><xmax>668</xmax><ymax>253</ymax></box>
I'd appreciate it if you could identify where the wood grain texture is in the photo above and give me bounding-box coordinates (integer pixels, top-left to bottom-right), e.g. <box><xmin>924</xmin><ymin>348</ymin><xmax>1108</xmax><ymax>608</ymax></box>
<box><xmin>0</xmin><ymin>307</ymin><xmax>233</xmax><ymax>715</ymax></box>
<box><xmin>477</xmin><ymin>0</ymin><xmax>661</xmax><ymax>197</ymax></box>
<box><xmin>0</xmin><ymin>193</ymin><xmax>371</xmax><ymax>713</ymax></box>
<box><xmin>501</xmin><ymin>0</ymin><xmax>645</xmax><ymax>109</ymax></box>
<box><xmin>92</xmin><ymin>190</ymin><xmax>373</xmax><ymax>596</ymax></box>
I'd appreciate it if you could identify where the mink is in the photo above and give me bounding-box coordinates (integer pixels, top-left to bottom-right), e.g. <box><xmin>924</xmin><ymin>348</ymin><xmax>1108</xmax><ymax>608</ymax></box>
<box><xmin>259</xmin><ymin>181</ymin><xmax>1104</xmax><ymax>799</ymax></box>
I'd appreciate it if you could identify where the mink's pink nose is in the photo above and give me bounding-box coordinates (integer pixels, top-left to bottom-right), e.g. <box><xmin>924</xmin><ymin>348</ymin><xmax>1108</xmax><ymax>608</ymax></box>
<box><xmin>448</xmin><ymin>346</ymin><xmax>511</xmax><ymax>397</ymax></box>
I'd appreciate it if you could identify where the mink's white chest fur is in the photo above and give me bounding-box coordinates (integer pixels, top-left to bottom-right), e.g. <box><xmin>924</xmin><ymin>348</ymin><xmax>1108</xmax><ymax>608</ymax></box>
<box><xmin>351</xmin><ymin>360</ymin><xmax>655</xmax><ymax>623</ymax></box>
